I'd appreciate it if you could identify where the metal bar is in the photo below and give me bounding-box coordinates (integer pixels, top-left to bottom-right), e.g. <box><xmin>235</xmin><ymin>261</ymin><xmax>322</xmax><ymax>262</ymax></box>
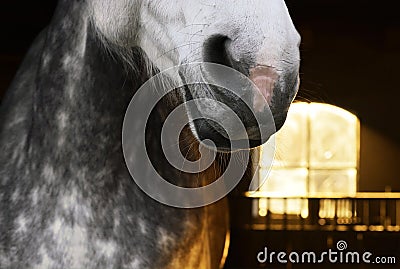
<box><xmin>363</xmin><ymin>199</ymin><xmax>369</xmax><ymax>226</ymax></box>
<box><xmin>283</xmin><ymin>198</ymin><xmax>288</xmax><ymax>230</ymax></box>
<box><xmin>245</xmin><ymin>195</ymin><xmax>400</xmax><ymax>231</ymax></box>
<box><xmin>244</xmin><ymin>191</ymin><xmax>400</xmax><ymax>199</ymax></box>
<box><xmin>396</xmin><ymin>200</ymin><xmax>400</xmax><ymax>227</ymax></box>
<box><xmin>334</xmin><ymin>199</ymin><xmax>338</xmax><ymax>227</ymax></box>
<box><xmin>352</xmin><ymin>199</ymin><xmax>357</xmax><ymax>224</ymax></box>
<box><xmin>380</xmin><ymin>199</ymin><xmax>386</xmax><ymax>228</ymax></box>
<box><xmin>266</xmin><ymin>197</ymin><xmax>271</xmax><ymax>230</ymax></box>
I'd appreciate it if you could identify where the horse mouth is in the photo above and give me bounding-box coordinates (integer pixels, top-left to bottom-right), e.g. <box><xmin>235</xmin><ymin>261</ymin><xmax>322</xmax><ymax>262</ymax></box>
<box><xmin>192</xmin><ymin>118</ymin><xmax>266</xmax><ymax>152</ymax></box>
<box><xmin>177</xmin><ymin>35</ymin><xmax>298</xmax><ymax>151</ymax></box>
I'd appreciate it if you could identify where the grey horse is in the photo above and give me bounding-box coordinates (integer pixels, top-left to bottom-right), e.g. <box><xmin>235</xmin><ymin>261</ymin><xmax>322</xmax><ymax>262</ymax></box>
<box><xmin>0</xmin><ymin>0</ymin><xmax>300</xmax><ymax>268</ymax></box>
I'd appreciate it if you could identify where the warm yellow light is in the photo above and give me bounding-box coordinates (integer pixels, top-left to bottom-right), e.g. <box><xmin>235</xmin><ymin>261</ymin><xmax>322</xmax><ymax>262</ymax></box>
<box><xmin>257</xmin><ymin>102</ymin><xmax>360</xmax><ymax>217</ymax></box>
<box><xmin>318</xmin><ymin>199</ymin><xmax>353</xmax><ymax>220</ymax></box>
<box><xmin>309</xmin><ymin>169</ymin><xmax>357</xmax><ymax>197</ymax></box>
<box><xmin>308</xmin><ymin>103</ymin><xmax>359</xmax><ymax>169</ymax></box>
<box><xmin>271</xmin><ymin>102</ymin><xmax>309</xmax><ymax>168</ymax></box>
<box><xmin>259</xmin><ymin>168</ymin><xmax>308</xmax><ymax>197</ymax></box>
<box><xmin>258</xmin><ymin>198</ymin><xmax>268</xmax><ymax>217</ymax></box>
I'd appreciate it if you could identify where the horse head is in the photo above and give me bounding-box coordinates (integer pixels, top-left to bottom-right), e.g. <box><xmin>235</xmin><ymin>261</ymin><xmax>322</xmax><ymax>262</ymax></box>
<box><xmin>90</xmin><ymin>0</ymin><xmax>300</xmax><ymax>151</ymax></box>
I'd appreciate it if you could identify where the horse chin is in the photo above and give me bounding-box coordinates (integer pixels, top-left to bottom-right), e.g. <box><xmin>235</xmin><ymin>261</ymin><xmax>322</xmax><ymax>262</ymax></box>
<box><xmin>187</xmin><ymin>101</ymin><xmax>276</xmax><ymax>152</ymax></box>
<box><xmin>191</xmin><ymin>119</ymin><xmax>273</xmax><ymax>153</ymax></box>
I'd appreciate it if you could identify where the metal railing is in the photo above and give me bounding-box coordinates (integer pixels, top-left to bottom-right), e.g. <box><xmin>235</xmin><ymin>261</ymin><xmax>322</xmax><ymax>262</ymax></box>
<box><xmin>230</xmin><ymin>192</ymin><xmax>400</xmax><ymax>232</ymax></box>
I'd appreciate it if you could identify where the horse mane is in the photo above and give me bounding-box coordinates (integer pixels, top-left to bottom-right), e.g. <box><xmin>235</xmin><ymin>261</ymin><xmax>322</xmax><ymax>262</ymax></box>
<box><xmin>89</xmin><ymin>23</ymin><xmax>152</xmax><ymax>85</ymax></box>
<box><xmin>87</xmin><ymin>0</ymin><xmax>150</xmax><ymax>75</ymax></box>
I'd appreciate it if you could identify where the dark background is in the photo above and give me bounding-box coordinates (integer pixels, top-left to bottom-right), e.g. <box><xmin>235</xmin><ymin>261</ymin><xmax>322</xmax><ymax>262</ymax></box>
<box><xmin>1</xmin><ymin>1</ymin><xmax>400</xmax><ymax>191</ymax></box>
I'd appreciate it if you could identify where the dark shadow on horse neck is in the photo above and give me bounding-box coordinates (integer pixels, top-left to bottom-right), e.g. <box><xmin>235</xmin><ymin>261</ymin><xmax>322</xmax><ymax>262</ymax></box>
<box><xmin>30</xmin><ymin>0</ymin><xmax>225</xmax><ymax>188</ymax></box>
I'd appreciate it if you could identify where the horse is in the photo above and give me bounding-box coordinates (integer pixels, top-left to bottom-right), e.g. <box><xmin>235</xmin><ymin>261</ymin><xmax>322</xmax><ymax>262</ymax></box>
<box><xmin>0</xmin><ymin>0</ymin><xmax>300</xmax><ymax>268</ymax></box>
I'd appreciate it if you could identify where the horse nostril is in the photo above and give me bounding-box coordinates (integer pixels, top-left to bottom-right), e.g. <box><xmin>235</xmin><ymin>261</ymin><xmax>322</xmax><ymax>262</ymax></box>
<box><xmin>203</xmin><ymin>35</ymin><xmax>234</xmax><ymax>68</ymax></box>
<box><xmin>203</xmin><ymin>35</ymin><xmax>251</xmax><ymax>76</ymax></box>
<box><xmin>249</xmin><ymin>66</ymin><xmax>279</xmax><ymax>111</ymax></box>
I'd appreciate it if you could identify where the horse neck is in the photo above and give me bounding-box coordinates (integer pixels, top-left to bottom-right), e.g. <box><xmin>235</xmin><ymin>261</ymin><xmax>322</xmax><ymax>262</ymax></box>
<box><xmin>30</xmin><ymin>1</ymin><xmax>139</xmax><ymax>174</ymax></box>
<box><xmin>29</xmin><ymin>1</ymin><xmax>207</xmax><ymax>187</ymax></box>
